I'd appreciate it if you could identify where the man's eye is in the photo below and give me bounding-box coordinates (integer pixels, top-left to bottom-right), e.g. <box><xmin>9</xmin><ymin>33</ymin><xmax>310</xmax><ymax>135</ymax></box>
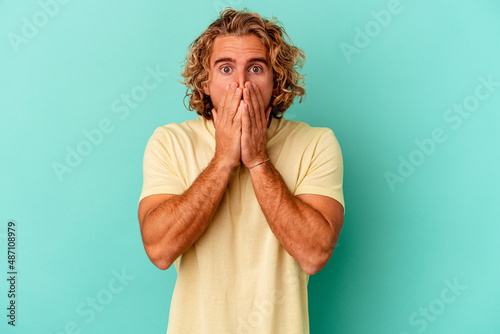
<box><xmin>221</xmin><ymin>66</ymin><xmax>231</xmax><ymax>74</ymax></box>
<box><xmin>250</xmin><ymin>66</ymin><xmax>261</xmax><ymax>73</ymax></box>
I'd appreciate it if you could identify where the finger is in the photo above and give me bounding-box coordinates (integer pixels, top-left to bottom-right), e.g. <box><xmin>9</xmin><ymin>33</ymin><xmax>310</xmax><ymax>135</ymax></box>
<box><xmin>228</xmin><ymin>87</ymin><xmax>243</xmax><ymax>121</ymax></box>
<box><xmin>233</xmin><ymin>99</ymin><xmax>243</xmax><ymax>129</ymax></box>
<box><xmin>248</xmin><ymin>83</ymin><xmax>263</xmax><ymax>128</ymax></box>
<box><xmin>241</xmin><ymin>100</ymin><xmax>251</xmax><ymax>134</ymax></box>
<box><xmin>225</xmin><ymin>82</ymin><xmax>237</xmax><ymax>107</ymax></box>
<box><xmin>219</xmin><ymin>84</ymin><xmax>231</xmax><ymax>124</ymax></box>
<box><xmin>243</xmin><ymin>84</ymin><xmax>256</xmax><ymax>130</ymax></box>
<box><xmin>252</xmin><ymin>83</ymin><xmax>266</xmax><ymax>120</ymax></box>
<box><xmin>225</xmin><ymin>82</ymin><xmax>239</xmax><ymax>114</ymax></box>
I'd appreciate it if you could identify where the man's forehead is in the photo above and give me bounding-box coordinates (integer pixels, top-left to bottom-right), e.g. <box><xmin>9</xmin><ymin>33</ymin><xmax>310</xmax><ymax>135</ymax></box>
<box><xmin>210</xmin><ymin>35</ymin><xmax>269</xmax><ymax>64</ymax></box>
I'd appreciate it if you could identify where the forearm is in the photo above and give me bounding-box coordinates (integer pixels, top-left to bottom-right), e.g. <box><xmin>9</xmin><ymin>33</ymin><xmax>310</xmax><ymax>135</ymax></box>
<box><xmin>249</xmin><ymin>161</ymin><xmax>337</xmax><ymax>275</ymax></box>
<box><xmin>142</xmin><ymin>156</ymin><xmax>232</xmax><ymax>269</ymax></box>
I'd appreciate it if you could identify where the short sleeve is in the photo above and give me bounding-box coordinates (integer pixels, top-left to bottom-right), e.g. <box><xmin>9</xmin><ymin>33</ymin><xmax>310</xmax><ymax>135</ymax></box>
<box><xmin>294</xmin><ymin>129</ymin><xmax>344</xmax><ymax>211</ymax></box>
<box><xmin>138</xmin><ymin>128</ymin><xmax>186</xmax><ymax>203</ymax></box>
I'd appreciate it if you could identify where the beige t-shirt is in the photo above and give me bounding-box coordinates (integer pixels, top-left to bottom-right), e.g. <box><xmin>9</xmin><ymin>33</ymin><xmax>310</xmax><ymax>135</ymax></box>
<box><xmin>140</xmin><ymin>116</ymin><xmax>344</xmax><ymax>334</ymax></box>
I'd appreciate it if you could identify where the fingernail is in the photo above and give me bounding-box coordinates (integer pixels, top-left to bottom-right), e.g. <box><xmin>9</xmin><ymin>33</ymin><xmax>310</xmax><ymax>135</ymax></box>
<box><xmin>252</xmin><ymin>83</ymin><xmax>257</xmax><ymax>90</ymax></box>
<box><xmin>225</xmin><ymin>84</ymin><xmax>229</xmax><ymax>91</ymax></box>
<box><xmin>245</xmin><ymin>89</ymin><xmax>249</xmax><ymax>95</ymax></box>
<box><xmin>231</xmin><ymin>82</ymin><xmax>237</xmax><ymax>89</ymax></box>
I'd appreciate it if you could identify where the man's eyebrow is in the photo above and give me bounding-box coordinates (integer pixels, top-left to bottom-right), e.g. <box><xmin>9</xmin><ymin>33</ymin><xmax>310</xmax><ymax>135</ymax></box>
<box><xmin>213</xmin><ymin>57</ymin><xmax>269</xmax><ymax>67</ymax></box>
<box><xmin>213</xmin><ymin>57</ymin><xmax>235</xmax><ymax>66</ymax></box>
<box><xmin>248</xmin><ymin>57</ymin><xmax>269</xmax><ymax>66</ymax></box>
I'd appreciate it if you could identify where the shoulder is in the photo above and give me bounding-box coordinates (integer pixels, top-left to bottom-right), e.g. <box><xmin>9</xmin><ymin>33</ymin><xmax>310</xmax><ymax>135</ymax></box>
<box><xmin>153</xmin><ymin>116</ymin><xmax>204</xmax><ymax>135</ymax></box>
<box><xmin>149</xmin><ymin>116</ymin><xmax>209</xmax><ymax>142</ymax></box>
<box><xmin>275</xmin><ymin>118</ymin><xmax>337</xmax><ymax>144</ymax></box>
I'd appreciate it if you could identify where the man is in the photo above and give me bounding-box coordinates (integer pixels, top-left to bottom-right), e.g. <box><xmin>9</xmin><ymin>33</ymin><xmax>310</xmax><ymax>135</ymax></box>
<box><xmin>138</xmin><ymin>8</ymin><xmax>344</xmax><ymax>334</ymax></box>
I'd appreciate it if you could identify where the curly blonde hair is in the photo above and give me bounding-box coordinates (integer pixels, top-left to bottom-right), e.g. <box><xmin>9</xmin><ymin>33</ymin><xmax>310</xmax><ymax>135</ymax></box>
<box><xmin>180</xmin><ymin>8</ymin><xmax>306</xmax><ymax>120</ymax></box>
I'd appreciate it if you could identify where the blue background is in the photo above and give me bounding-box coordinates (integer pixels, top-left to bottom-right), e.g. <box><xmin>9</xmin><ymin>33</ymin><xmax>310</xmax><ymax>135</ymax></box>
<box><xmin>1</xmin><ymin>0</ymin><xmax>499</xmax><ymax>333</ymax></box>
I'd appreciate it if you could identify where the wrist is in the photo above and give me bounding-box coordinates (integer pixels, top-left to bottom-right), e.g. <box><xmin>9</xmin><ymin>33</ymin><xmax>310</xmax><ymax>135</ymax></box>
<box><xmin>246</xmin><ymin>156</ymin><xmax>270</xmax><ymax>170</ymax></box>
<box><xmin>211</xmin><ymin>153</ymin><xmax>237</xmax><ymax>174</ymax></box>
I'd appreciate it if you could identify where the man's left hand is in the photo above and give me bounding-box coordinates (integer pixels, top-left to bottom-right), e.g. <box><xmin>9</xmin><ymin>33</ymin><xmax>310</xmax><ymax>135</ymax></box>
<box><xmin>240</xmin><ymin>81</ymin><xmax>272</xmax><ymax>168</ymax></box>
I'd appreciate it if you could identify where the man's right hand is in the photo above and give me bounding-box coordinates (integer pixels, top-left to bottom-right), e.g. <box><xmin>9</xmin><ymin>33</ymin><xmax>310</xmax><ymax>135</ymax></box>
<box><xmin>212</xmin><ymin>82</ymin><xmax>243</xmax><ymax>168</ymax></box>
<box><xmin>139</xmin><ymin>82</ymin><xmax>243</xmax><ymax>270</ymax></box>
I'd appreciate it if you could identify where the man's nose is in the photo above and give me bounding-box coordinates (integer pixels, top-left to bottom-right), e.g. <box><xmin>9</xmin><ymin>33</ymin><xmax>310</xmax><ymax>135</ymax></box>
<box><xmin>236</xmin><ymin>72</ymin><xmax>250</xmax><ymax>91</ymax></box>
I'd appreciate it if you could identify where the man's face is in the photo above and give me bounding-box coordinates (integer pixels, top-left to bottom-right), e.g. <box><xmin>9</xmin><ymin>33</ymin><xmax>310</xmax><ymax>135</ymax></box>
<box><xmin>204</xmin><ymin>34</ymin><xmax>274</xmax><ymax>113</ymax></box>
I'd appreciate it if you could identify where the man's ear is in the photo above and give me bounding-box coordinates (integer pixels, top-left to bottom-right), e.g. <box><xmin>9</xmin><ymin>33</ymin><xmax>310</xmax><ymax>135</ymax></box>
<box><xmin>203</xmin><ymin>82</ymin><xmax>210</xmax><ymax>96</ymax></box>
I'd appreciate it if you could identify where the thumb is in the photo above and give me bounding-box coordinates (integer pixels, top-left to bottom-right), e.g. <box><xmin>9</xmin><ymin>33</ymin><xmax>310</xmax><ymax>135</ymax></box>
<box><xmin>212</xmin><ymin>108</ymin><xmax>217</xmax><ymax>125</ymax></box>
<box><xmin>265</xmin><ymin>106</ymin><xmax>272</xmax><ymax>124</ymax></box>
<box><xmin>240</xmin><ymin>101</ymin><xmax>248</xmax><ymax>130</ymax></box>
